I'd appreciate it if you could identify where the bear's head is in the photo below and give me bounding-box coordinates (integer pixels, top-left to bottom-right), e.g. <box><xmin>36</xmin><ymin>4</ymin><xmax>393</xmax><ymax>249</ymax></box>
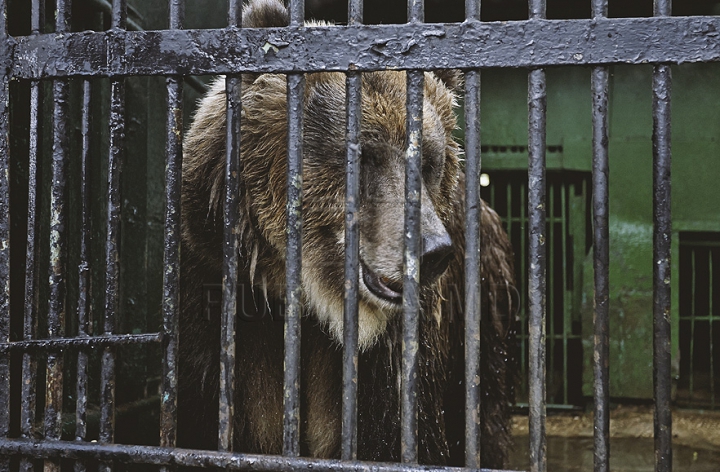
<box><xmin>183</xmin><ymin>0</ymin><xmax>463</xmax><ymax>349</ymax></box>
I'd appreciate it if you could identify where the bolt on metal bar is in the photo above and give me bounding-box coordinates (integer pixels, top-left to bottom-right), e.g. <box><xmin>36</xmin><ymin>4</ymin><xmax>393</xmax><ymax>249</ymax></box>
<box><xmin>652</xmin><ymin>60</ymin><xmax>673</xmax><ymax>472</ymax></box>
<box><xmin>591</xmin><ymin>0</ymin><xmax>610</xmax><ymax>466</ymax></box>
<box><xmin>401</xmin><ymin>69</ymin><xmax>423</xmax><ymax>465</ymax></box>
<box><xmin>341</xmin><ymin>67</ymin><xmax>362</xmax><ymax>462</ymax></box>
<box><xmin>219</xmin><ymin>75</ymin><xmax>241</xmax><ymax>453</ymax></box>
<box><xmin>74</xmin><ymin>80</ymin><xmax>92</xmax><ymax>472</ymax></box>
<box><xmin>463</xmin><ymin>64</ymin><xmax>482</xmax><ymax>467</ymax></box>
<box><xmin>283</xmin><ymin>72</ymin><xmax>305</xmax><ymax>458</ymax></box>
<box><xmin>527</xmin><ymin>65</ymin><xmax>547</xmax><ymax>472</ymax></box>
<box><xmin>0</xmin><ymin>2</ymin><xmax>10</xmax><ymax>471</ymax></box>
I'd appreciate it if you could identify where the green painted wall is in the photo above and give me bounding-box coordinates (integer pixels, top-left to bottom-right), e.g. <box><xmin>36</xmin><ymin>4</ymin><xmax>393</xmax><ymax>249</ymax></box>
<box><xmin>478</xmin><ymin>64</ymin><xmax>720</xmax><ymax>400</ymax></box>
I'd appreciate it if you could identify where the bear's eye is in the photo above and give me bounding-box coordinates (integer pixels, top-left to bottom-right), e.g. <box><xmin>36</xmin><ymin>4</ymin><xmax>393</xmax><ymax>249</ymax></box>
<box><xmin>422</xmin><ymin>154</ymin><xmax>444</xmax><ymax>186</ymax></box>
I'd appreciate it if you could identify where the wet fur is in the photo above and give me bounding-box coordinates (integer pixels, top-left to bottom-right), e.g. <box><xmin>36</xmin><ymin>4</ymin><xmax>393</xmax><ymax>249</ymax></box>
<box><xmin>178</xmin><ymin>0</ymin><xmax>516</xmax><ymax>467</ymax></box>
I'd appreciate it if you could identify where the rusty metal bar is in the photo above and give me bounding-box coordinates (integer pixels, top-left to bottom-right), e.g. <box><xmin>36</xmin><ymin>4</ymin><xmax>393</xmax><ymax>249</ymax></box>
<box><xmin>0</xmin><ymin>0</ymin><xmax>10</xmax><ymax>470</ymax></box>
<box><xmin>401</xmin><ymin>68</ymin><xmax>423</xmax><ymax>464</ymax></box>
<box><xmin>463</xmin><ymin>0</ymin><xmax>482</xmax><ymax>459</ymax></box>
<box><xmin>463</xmin><ymin>68</ymin><xmax>482</xmax><ymax>467</ymax></box>
<box><xmin>219</xmin><ymin>74</ymin><xmax>241</xmax><ymax>452</ymax></box>
<box><xmin>44</xmin><ymin>4</ymin><xmax>72</xmax><ymax>472</ymax></box>
<box><xmin>229</xmin><ymin>0</ymin><xmax>242</xmax><ymax>27</ymax></box>
<box><xmin>653</xmin><ymin>1</ymin><xmax>673</xmax><ymax>470</ymax></box>
<box><xmin>283</xmin><ymin>72</ymin><xmax>304</xmax><ymax>459</ymax></box>
<box><xmin>408</xmin><ymin>0</ymin><xmax>423</xmax><ymax>22</ymax></box>
<box><xmin>591</xmin><ymin>64</ymin><xmax>610</xmax><ymax>472</ymax></box>
<box><xmin>341</xmin><ymin>0</ymin><xmax>363</xmax><ymax>458</ymax></box>
<box><xmin>0</xmin><ymin>333</ymin><xmax>162</xmax><ymax>353</ymax></box>
<box><xmin>73</xmin><ymin>79</ymin><xmax>92</xmax><ymax>472</ymax></box>
<box><xmin>0</xmin><ymin>438</ymin><xmax>524</xmax><ymax>472</ymax></box>
<box><xmin>159</xmin><ymin>1</ymin><xmax>184</xmax><ymax>462</ymax></box>
<box><xmin>591</xmin><ymin>2</ymin><xmax>610</xmax><ymax>472</ymax></box>
<box><xmin>528</xmin><ymin>1</ymin><xmax>547</xmax><ymax>470</ymax></box>
<box><xmin>11</xmin><ymin>17</ymin><xmax>720</xmax><ymax>79</ymax></box>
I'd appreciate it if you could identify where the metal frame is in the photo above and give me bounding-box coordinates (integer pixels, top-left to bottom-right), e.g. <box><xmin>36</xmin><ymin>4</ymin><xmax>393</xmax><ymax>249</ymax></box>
<box><xmin>0</xmin><ymin>0</ymin><xmax>707</xmax><ymax>470</ymax></box>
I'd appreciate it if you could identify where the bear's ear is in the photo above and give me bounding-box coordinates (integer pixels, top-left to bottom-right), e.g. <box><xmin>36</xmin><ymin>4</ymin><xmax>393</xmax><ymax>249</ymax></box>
<box><xmin>432</xmin><ymin>69</ymin><xmax>463</xmax><ymax>93</ymax></box>
<box><xmin>242</xmin><ymin>0</ymin><xmax>290</xmax><ymax>28</ymax></box>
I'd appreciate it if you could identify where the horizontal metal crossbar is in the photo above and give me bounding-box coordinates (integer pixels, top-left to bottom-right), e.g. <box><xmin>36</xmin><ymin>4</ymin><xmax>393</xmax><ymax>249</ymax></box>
<box><xmin>0</xmin><ymin>438</ymin><xmax>520</xmax><ymax>472</ymax></box>
<box><xmin>0</xmin><ymin>333</ymin><xmax>162</xmax><ymax>353</ymax></box>
<box><xmin>7</xmin><ymin>16</ymin><xmax>720</xmax><ymax>79</ymax></box>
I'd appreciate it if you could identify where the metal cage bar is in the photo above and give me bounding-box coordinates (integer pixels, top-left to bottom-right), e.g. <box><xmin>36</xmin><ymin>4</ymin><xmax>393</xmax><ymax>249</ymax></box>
<box><xmin>527</xmin><ymin>1</ymin><xmax>547</xmax><ymax>471</ymax></box>
<box><xmin>160</xmin><ymin>0</ymin><xmax>185</xmax><ymax>459</ymax></box>
<box><xmin>401</xmin><ymin>68</ymin><xmax>423</xmax><ymax>465</ymax></box>
<box><xmin>590</xmin><ymin>2</ymin><xmax>610</xmax><ymax>472</ymax></box>
<box><xmin>99</xmin><ymin>6</ymin><xmax>128</xmax><ymax>471</ymax></box>
<box><xmin>73</xmin><ymin>78</ymin><xmax>92</xmax><ymax>472</ymax></box>
<box><xmin>0</xmin><ymin>0</ymin><xmax>10</xmax><ymax>470</ymax></box>
<box><xmin>283</xmin><ymin>0</ymin><xmax>305</xmax><ymax>447</ymax></box>
<box><xmin>463</xmin><ymin>0</ymin><xmax>482</xmax><ymax>464</ymax></box>
<box><xmin>653</xmin><ymin>1</ymin><xmax>673</xmax><ymax>471</ymax></box>
<box><xmin>19</xmin><ymin>4</ymin><xmax>44</xmax><ymax>469</ymax></box>
<box><xmin>219</xmin><ymin>73</ymin><xmax>241</xmax><ymax>452</ymax></box>
<box><xmin>341</xmin><ymin>0</ymin><xmax>363</xmax><ymax>460</ymax></box>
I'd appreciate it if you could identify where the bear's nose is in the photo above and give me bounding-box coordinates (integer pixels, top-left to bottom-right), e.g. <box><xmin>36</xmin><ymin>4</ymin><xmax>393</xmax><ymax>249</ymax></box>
<box><xmin>420</xmin><ymin>231</ymin><xmax>454</xmax><ymax>285</ymax></box>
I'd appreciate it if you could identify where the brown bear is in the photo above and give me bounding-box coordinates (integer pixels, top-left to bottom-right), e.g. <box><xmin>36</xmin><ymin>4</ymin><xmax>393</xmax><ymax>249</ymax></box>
<box><xmin>178</xmin><ymin>0</ymin><xmax>516</xmax><ymax>467</ymax></box>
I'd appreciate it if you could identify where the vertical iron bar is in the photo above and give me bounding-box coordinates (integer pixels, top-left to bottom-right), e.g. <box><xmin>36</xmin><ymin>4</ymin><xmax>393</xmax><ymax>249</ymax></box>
<box><xmin>401</xmin><ymin>69</ymin><xmax>423</xmax><ymax>464</ymax></box>
<box><xmin>341</xmin><ymin>0</ymin><xmax>362</xmax><ymax>457</ymax></box>
<box><xmin>101</xmin><ymin>77</ymin><xmax>124</xmax><ymax>445</ymax></box>
<box><xmin>20</xmin><ymin>80</ymin><xmax>41</xmax><ymax>472</ymax></box>
<box><xmin>463</xmin><ymin>2</ymin><xmax>482</xmax><ymax>456</ymax></box>
<box><xmin>0</xmin><ymin>0</ymin><xmax>10</xmax><ymax>470</ymax></box>
<box><xmin>710</xmin><ymin>251</ymin><xmax>715</xmax><ymax>409</ymax></box>
<box><xmin>348</xmin><ymin>0</ymin><xmax>363</xmax><ymax>25</ymax></box>
<box><xmin>561</xmin><ymin>185</ymin><xmax>568</xmax><ymax>404</ymax></box>
<box><xmin>528</xmin><ymin>0</ymin><xmax>547</xmax><ymax>464</ymax></box>
<box><xmin>689</xmin><ymin>250</ymin><xmax>695</xmax><ymax>401</ymax></box>
<box><xmin>73</xmin><ymin>80</ymin><xmax>92</xmax><ymax>472</ymax></box>
<box><xmin>289</xmin><ymin>0</ymin><xmax>304</xmax><ymax>26</ymax></box>
<box><xmin>408</xmin><ymin>0</ymin><xmax>424</xmax><ymax>22</ymax></box>
<box><xmin>548</xmin><ymin>187</ymin><xmax>555</xmax><ymax>401</ymax></box>
<box><xmin>100</xmin><ymin>7</ymin><xmax>127</xmax><ymax>470</ymax></box>
<box><xmin>112</xmin><ymin>0</ymin><xmax>127</xmax><ymax>30</ymax></box>
<box><xmin>283</xmin><ymin>73</ymin><xmax>304</xmax><ymax>458</ymax></box>
<box><xmin>45</xmin><ymin>3</ymin><xmax>72</xmax><ymax>470</ymax></box>
<box><xmin>20</xmin><ymin>4</ymin><xmax>44</xmax><ymax>468</ymax></box>
<box><xmin>219</xmin><ymin>75</ymin><xmax>240</xmax><ymax>452</ymax></box>
<box><xmin>160</xmin><ymin>2</ymin><xmax>184</xmax><ymax>462</ymax></box>
<box><xmin>283</xmin><ymin>0</ymin><xmax>305</xmax><ymax>457</ymax></box>
<box><xmin>653</xmin><ymin>1</ymin><xmax>672</xmax><ymax>470</ymax></box>
<box><xmin>590</xmin><ymin>0</ymin><xmax>610</xmax><ymax>462</ymax></box>
<box><xmin>228</xmin><ymin>0</ymin><xmax>242</xmax><ymax>27</ymax></box>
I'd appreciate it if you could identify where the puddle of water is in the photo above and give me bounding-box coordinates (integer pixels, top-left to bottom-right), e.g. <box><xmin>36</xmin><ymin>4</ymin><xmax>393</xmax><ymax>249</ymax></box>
<box><xmin>507</xmin><ymin>436</ymin><xmax>720</xmax><ymax>471</ymax></box>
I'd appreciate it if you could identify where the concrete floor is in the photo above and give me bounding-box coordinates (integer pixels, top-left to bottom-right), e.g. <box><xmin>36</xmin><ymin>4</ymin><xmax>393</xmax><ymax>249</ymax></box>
<box><xmin>507</xmin><ymin>406</ymin><xmax>720</xmax><ymax>471</ymax></box>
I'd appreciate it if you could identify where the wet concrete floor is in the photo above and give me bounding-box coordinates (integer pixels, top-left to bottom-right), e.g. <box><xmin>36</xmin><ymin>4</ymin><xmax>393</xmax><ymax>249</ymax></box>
<box><xmin>507</xmin><ymin>436</ymin><xmax>720</xmax><ymax>471</ymax></box>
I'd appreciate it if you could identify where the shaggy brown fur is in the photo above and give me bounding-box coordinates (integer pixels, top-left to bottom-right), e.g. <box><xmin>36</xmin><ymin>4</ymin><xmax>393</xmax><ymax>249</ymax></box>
<box><xmin>178</xmin><ymin>0</ymin><xmax>516</xmax><ymax>467</ymax></box>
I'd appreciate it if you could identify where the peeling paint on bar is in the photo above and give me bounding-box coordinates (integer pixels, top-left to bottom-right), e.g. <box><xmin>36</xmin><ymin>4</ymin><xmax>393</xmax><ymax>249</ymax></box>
<box><xmin>7</xmin><ymin>17</ymin><xmax>720</xmax><ymax>79</ymax></box>
<box><xmin>401</xmin><ymin>68</ymin><xmax>423</xmax><ymax>465</ymax></box>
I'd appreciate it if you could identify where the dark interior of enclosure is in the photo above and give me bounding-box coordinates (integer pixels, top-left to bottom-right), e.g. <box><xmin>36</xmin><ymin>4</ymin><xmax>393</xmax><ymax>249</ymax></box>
<box><xmin>1</xmin><ymin>0</ymin><xmax>719</xmax><ymax>470</ymax></box>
